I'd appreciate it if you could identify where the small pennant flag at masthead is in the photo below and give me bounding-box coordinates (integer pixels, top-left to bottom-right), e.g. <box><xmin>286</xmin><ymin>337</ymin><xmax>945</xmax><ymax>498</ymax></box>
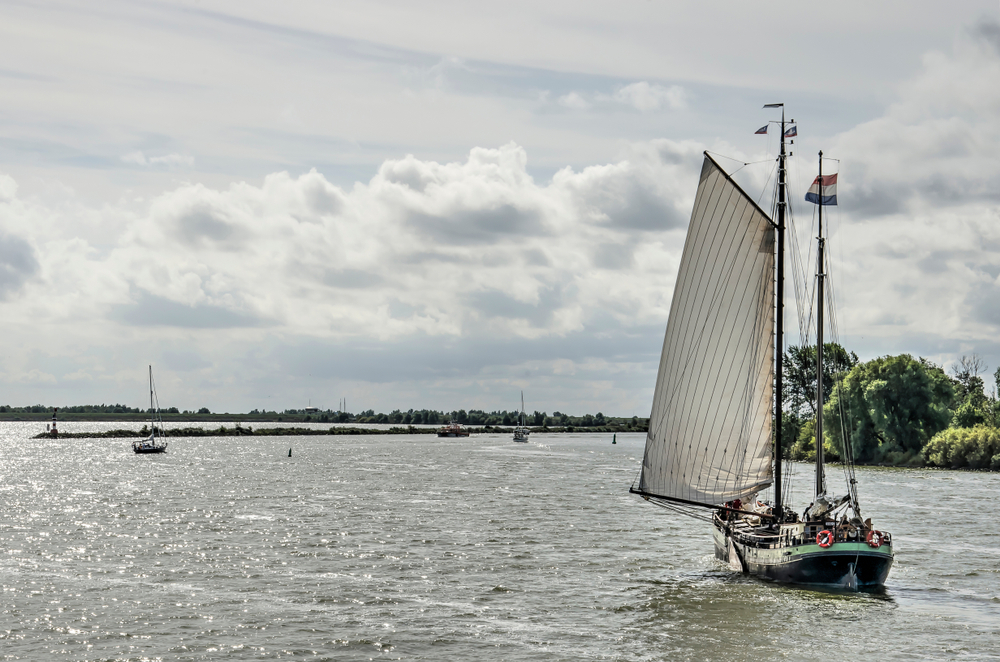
<box><xmin>805</xmin><ymin>173</ymin><xmax>838</xmax><ymax>206</ymax></box>
<box><xmin>784</xmin><ymin>125</ymin><xmax>797</xmax><ymax>137</ymax></box>
<box><xmin>755</xmin><ymin>125</ymin><xmax>768</xmax><ymax>135</ymax></box>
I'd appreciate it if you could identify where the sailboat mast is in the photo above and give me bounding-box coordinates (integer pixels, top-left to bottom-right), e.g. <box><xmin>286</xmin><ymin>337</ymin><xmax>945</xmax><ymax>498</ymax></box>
<box><xmin>815</xmin><ymin>152</ymin><xmax>827</xmax><ymax>497</ymax></box>
<box><xmin>148</xmin><ymin>365</ymin><xmax>154</xmax><ymax>438</ymax></box>
<box><xmin>773</xmin><ymin>107</ymin><xmax>787</xmax><ymax>521</ymax></box>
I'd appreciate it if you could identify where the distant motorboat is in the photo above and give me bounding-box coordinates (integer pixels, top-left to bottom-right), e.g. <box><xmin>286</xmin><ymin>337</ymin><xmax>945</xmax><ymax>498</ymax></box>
<box><xmin>436</xmin><ymin>422</ymin><xmax>470</xmax><ymax>438</ymax></box>
<box><xmin>133</xmin><ymin>365</ymin><xmax>168</xmax><ymax>454</ymax></box>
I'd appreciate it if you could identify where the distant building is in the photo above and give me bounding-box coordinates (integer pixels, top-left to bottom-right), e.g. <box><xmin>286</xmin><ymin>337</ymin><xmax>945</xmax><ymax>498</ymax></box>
<box><xmin>304</xmin><ymin>406</ymin><xmax>319</xmax><ymax>414</ymax></box>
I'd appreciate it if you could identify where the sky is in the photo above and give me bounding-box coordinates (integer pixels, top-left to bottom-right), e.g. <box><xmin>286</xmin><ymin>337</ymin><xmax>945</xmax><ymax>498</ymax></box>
<box><xmin>1</xmin><ymin>0</ymin><xmax>999</xmax><ymax>415</ymax></box>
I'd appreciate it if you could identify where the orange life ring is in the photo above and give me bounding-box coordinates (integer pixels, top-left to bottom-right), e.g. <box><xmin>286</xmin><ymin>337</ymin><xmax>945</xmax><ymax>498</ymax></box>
<box><xmin>866</xmin><ymin>530</ymin><xmax>883</xmax><ymax>548</ymax></box>
<box><xmin>816</xmin><ymin>530</ymin><xmax>833</xmax><ymax>548</ymax></box>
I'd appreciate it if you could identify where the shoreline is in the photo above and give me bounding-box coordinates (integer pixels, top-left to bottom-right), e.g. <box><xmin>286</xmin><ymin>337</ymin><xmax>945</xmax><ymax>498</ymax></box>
<box><xmin>32</xmin><ymin>424</ymin><xmax>647</xmax><ymax>439</ymax></box>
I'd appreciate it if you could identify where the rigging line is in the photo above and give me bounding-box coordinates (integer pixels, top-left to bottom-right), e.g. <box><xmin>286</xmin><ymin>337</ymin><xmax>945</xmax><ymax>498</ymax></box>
<box><xmin>825</xmin><ymin>253</ymin><xmax>861</xmax><ymax>511</ymax></box>
<box><xmin>787</xmin><ymin>209</ymin><xmax>809</xmax><ymax>343</ymax></box>
<box><xmin>832</xmin><ymin>363</ymin><xmax>861</xmax><ymax>510</ymax></box>
<box><xmin>704</xmin><ymin>151</ymin><xmax>749</xmax><ymax>164</ymax></box>
<box><xmin>704</xmin><ymin>152</ymin><xmax>774</xmax><ymax>168</ymax></box>
<box><xmin>648</xmin><ymin>498</ymin><xmax>713</xmax><ymax>522</ymax></box>
<box><xmin>804</xmin><ymin>204</ymin><xmax>819</xmax><ymax>345</ymax></box>
<box><xmin>757</xmin><ymin>160</ymin><xmax>779</xmax><ymax>211</ymax></box>
<box><xmin>790</xmin><ymin>204</ymin><xmax>814</xmax><ymax>346</ymax></box>
<box><xmin>820</xmin><ymin>241</ymin><xmax>861</xmax><ymax>513</ymax></box>
<box><xmin>783</xmin><ymin>452</ymin><xmax>795</xmax><ymax>503</ymax></box>
<box><xmin>630</xmin><ymin>465</ymin><xmax>644</xmax><ymax>490</ymax></box>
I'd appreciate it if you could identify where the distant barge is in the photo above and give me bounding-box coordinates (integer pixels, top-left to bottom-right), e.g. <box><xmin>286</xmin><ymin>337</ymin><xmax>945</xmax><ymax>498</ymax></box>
<box><xmin>436</xmin><ymin>422</ymin><xmax>470</xmax><ymax>437</ymax></box>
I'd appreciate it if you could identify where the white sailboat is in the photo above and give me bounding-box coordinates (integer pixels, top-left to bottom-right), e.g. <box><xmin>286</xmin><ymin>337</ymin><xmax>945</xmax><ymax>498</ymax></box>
<box><xmin>513</xmin><ymin>391</ymin><xmax>530</xmax><ymax>442</ymax></box>
<box><xmin>133</xmin><ymin>365</ymin><xmax>168</xmax><ymax>454</ymax></box>
<box><xmin>631</xmin><ymin>105</ymin><xmax>892</xmax><ymax>589</ymax></box>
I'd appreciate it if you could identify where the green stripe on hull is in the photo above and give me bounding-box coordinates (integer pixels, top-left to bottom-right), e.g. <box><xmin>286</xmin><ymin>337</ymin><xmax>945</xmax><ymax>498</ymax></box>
<box><xmin>769</xmin><ymin>541</ymin><xmax>894</xmax><ymax>556</ymax></box>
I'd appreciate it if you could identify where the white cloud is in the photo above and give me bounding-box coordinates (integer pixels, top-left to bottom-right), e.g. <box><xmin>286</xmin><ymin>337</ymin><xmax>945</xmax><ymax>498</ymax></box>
<box><xmin>0</xmin><ymin>140</ymin><xmax>705</xmax><ymax>408</ymax></box>
<box><xmin>611</xmin><ymin>82</ymin><xmax>687</xmax><ymax>112</ymax></box>
<box><xmin>796</xmin><ymin>19</ymin><xmax>1000</xmax><ymax>366</ymax></box>
<box><xmin>121</xmin><ymin>151</ymin><xmax>195</xmax><ymax>168</ymax></box>
<box><xmin>557</xmin><ymin>92</ymin><xmax>590</xmax><ymax>110</ymax></box>
<box><xmin>0</xmin><ymin>174</ymin><xmax>18</xmax><ymax>202</ymax></box>
<box><xmin>3</xmin><ymin>5</ymin><xmax>1000</xmax><ymax>412</ymax></box>
<box><xmin>551</xmin><ymin>83</ymin><xmax>688</xmax><ymax>113</ymax></box>
<box><xmin>107</xmin><ymin>142</ymin><xmax>698</xmax><ymax>340</ymax></box>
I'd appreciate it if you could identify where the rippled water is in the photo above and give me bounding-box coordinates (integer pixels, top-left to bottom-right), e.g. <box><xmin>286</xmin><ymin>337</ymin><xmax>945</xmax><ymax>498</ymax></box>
<box><xmin>2</xmin><ymin>423</ymin><xmax>998</xmax><ymax>660</ymax></box>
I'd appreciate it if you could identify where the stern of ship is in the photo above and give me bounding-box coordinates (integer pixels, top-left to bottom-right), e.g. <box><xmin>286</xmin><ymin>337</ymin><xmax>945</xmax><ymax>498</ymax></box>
<box><xmin>712</xmin><ymin>512</ymin><xmax>893</xmax><ymax>589</ymax></box>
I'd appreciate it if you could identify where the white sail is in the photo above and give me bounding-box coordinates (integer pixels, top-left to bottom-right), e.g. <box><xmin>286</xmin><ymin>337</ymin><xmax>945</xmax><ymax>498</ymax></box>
<box><xmin>639</xmin><ymin>154</ymin><xmax>775</xmax><ymax>505</ymax></box>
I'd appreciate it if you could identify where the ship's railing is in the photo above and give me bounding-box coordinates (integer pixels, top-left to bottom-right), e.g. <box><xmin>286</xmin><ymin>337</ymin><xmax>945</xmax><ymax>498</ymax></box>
<box><xmin>716</xmin><ymin>512</ymin><xmax>892</xmax><ymax>549</ymax></box>
<box><xmin>789</xmin><ymin>525</ymin><xmax>892</xmax><ymax>548</ymax></box>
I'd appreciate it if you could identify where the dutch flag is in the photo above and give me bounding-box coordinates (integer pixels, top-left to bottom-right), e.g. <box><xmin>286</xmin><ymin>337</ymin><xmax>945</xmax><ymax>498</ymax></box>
<box><xmin>805</xmin><ymin>173</ymin><xmax>838</xmax><ymax>206</ymax></box>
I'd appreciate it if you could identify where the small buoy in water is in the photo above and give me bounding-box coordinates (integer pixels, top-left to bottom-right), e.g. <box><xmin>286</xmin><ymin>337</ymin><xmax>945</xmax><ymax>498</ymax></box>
<box><xmin>612</xmin><ymin>433</ymin><xmax>616</xmax><ymax>445</ymax></box>
<box><xmin>288</xmin><ymin>448</ymin><xmax>292</xmax><ymax>457</ymax></box>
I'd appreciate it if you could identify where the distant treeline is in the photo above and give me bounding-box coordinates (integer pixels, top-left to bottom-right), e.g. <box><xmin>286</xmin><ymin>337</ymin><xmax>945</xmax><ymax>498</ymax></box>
<box><xmin>346</xmin><ymin>409</ymin><xmax>640</xmax><ymax>428</ymax></box>
<box><xmin>2</xmin><ymin>404</ymin><xmax>647</xmax><ymax>430</ymax></box>
<box><xmin>35</xmin><ymin>425</ymin><xmax>428</xmax><ymax>439</ymax></box>
<box><xmin>34</xmin><ymin>421</ymin><xmax>646</xmax><ymax>439</ymax></box>
<box><xmin>1</xmin><ymin>403</ymin><xmax>195</xmax><ymax>415</ymax></box>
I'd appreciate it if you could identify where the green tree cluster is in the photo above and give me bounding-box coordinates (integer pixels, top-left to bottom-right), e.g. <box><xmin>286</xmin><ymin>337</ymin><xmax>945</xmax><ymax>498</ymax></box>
<box><xmin>923</xmin><ymin>425</ymin><xmax>1000</xmax><ymax>470</ymax></box>
<box><xmin>0</xmin><ymin>403</ymin><xmax>146</xmax><ymax>414</ymax></box>
<box><xmin>823</xmin><ymin>354</ymin><xmax>953</xmax><ymax>466</ymax></box>
<box><xmin>919</xmin><ymin>356</ymin><xmax>1000</xmax><ymax>468</ymax></box>
<box><xmin>784</xmin><ymin>347</ymin><xmax>1000</xmax><ymax>470</ymax></box>
<box><xmin>781</xmin><ymin>343</ymin><xmax>858</xmax><ymax>461</ymax></box>
<box><xmin>783</xmin><ymin>343</ymin><xmax>859</xmax><ymax>418</ymax></box>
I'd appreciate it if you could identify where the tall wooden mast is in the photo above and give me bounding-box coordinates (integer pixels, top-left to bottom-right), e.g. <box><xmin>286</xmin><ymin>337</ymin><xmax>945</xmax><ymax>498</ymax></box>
<box><xmin>767</xmin><ymin>103</ymin><xmax>787</xmax><ymax>522</ymax></box>
<box><xmin>815</xmin><ymin>152</ymin><xmax>827</xmax><ymax>497</ymax></box>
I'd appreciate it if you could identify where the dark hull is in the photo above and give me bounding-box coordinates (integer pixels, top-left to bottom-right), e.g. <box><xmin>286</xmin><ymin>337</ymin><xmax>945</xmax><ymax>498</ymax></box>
<box><xmin>132</xmin><ymin>441</ymin><xmax>168</xmax><ymax>454</ymax></box>
<box><xmin>713</xmin><ymin>519</ymin><xmax>892</xmax><ymax>590</ymax></box>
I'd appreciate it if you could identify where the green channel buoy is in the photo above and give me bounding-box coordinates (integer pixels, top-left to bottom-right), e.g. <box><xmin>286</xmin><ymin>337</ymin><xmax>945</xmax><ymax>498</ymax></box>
<box><xmin>612</xmin><ymin>433</ymin><xmax>616</xmax><ymax>445</ymax></box>
<box><xmin>288</xmin><ymin>448</ymin><xmax>292</xmax><ymax>457</ymax></box>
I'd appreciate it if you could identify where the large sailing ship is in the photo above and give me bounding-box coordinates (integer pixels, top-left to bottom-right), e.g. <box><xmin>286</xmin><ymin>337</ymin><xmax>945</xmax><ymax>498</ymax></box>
<box><xmin>631</xmin><ymin>105</ymin><xmax>893</xmax><ymax>589</ymax></box>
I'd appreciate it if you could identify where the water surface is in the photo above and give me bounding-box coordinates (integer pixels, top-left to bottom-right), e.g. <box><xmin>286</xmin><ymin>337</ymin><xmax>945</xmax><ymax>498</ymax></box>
<box><xmin>2</xmin><ymin>424</ymin><xmax>998</xmax><ymax>660</ymax></box>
